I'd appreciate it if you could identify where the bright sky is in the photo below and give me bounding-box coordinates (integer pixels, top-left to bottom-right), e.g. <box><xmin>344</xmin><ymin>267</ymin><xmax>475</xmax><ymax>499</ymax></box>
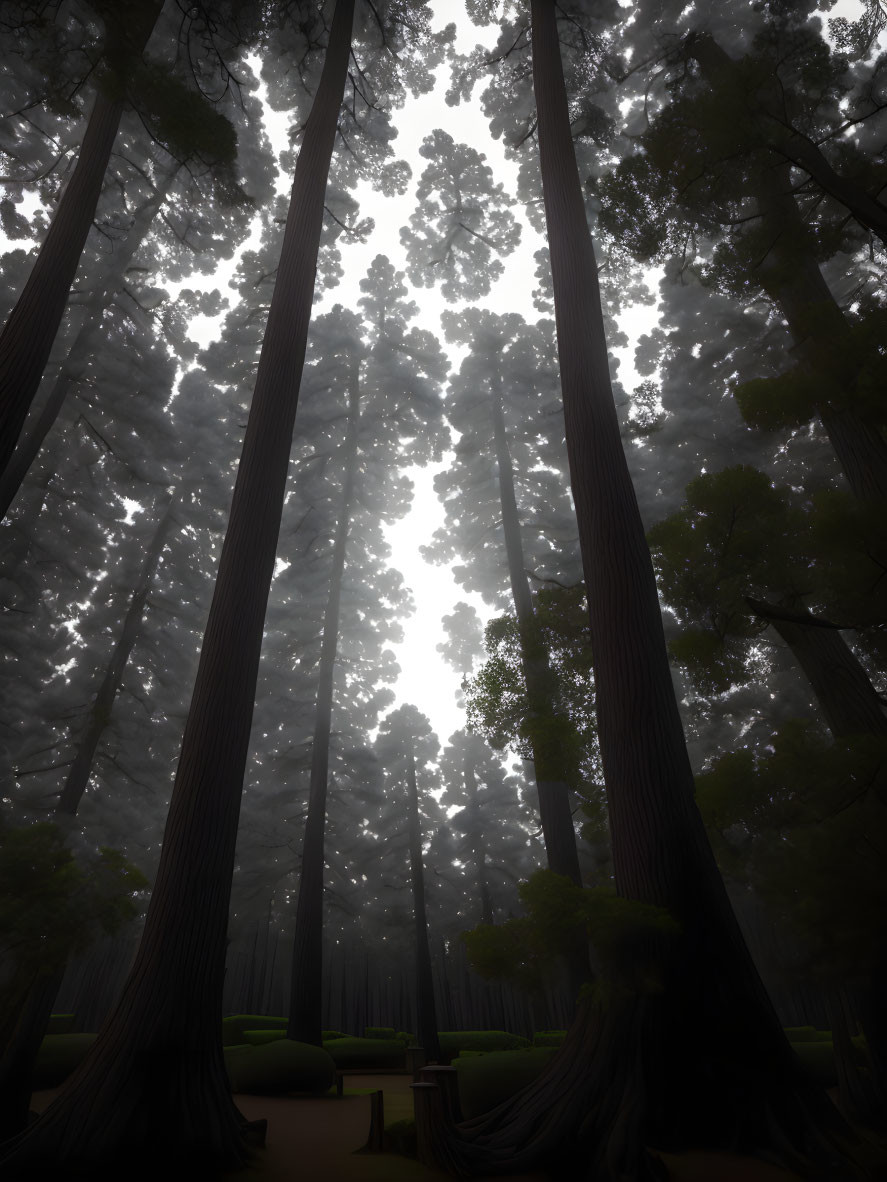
<box><xmin>271</xmin><ymin>5</ymin><xmax>652</xmax><ymax>745</ymax></box>
<box><xmin>0</xmin><ymin>5</ymin><xmax>654</xmax><ymax>750</ymax></box>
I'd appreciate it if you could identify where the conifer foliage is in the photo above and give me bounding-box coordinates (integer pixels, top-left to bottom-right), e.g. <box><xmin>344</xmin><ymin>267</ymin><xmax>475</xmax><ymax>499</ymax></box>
<box><xmin>1</xmin><ymin>1</ymin><xmax>886</xmax><ymax>1179</ymax></box>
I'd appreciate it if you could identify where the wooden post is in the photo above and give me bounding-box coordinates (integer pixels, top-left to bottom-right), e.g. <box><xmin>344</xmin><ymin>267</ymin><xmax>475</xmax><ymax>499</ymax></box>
<box><xmin>419</xmin><ymin>1065</ymin><xmax>461</xmax><ymax>1123</ymax></box>
<box><xmin>406</xmin><ymin>1045</ymin><xmax>426</xmax><ymax>1080</ymax></box>
<box><xmin>364</xmin><ymin>1089</ymin><xmax>384</xmax><ymax>1152</ymax></box>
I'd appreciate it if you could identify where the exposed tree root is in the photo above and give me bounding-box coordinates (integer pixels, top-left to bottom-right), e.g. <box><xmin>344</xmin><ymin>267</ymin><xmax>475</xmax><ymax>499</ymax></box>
<box><xmin>422</xmin><ymin>995</ymin><xmax>886</xmax><ymax>1181</ymax></box>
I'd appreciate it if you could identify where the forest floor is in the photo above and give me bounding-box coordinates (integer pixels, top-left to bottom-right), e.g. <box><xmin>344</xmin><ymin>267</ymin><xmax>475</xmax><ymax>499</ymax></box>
<box><xmin>31</xmin><ymin>1073</ymin><xmax>804</xmax><ymax>1182</ymax></box>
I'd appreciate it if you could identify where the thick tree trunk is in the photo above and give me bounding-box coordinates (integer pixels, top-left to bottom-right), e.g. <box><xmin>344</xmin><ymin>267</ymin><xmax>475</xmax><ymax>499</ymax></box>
<box><xmin>57</xmin><ymin>497</ymin><xmax>178</xmax><ymax>816</ymax></box>
<box><xmin>287</xmin><ymin>365</ymin><xmax>360</xmax><ymax>1046</ymax></box>
<box><xmin>686</xmin><ymin>32</ymin><xmax>887</xmax><ymax>248</ymax></box>
<box><xmin>421</xmin><ymin>4</ymin><xmax>879</xmax><ymax>1177</ymax></box>
<box><xmin>407</xmin><ymin>751</ymin><xmax>441</xmax><ymax>1064</ymax></box>
<box><xmin>747</xmin><ymin>597</ymin><xmax>887</xmax><ymax>740</ymax></box>
<box><xmin>0</xmin><ymin>2</ymin><xmax>163</xmax><ymax>479</ymax></box>
<box><xmin>489</xmin><ymin>373</ymin><xmax>581</xmax><ymax>885</ymax></box>
<box><xmin>0</xmin><ymin>1</ymin><xmax>356</xmax><ymax>1174</ymax></box>
<box><xmin>753</xmin><ymin>163</ymin><xmax>887</xmax><ymax>502</ymax></box>
<box><xmin>0</xmin><ymin>174</ymin><xmax>175</xmax><ymax>523</ymax></box>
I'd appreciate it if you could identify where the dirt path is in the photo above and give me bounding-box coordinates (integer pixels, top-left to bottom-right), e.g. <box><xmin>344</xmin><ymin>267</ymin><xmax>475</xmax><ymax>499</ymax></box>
<box><xmin>32</xmin><ymin>1075</ymin><xmax>803</xmax><ymax>1181</ymax></box>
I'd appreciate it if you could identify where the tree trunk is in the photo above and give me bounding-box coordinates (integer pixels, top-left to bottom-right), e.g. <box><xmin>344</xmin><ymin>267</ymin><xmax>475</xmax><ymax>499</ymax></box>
<box><xmin>0</xmin><ymin>173</ymin><xmax>176</xmax><ymax>523</ymax></box>
<box><xmin>686</xmin><ymin>32</ymin><xmax>887</xmax><ymax>249</ymax></box>
<box><xmin>0</xmin><ymin>2</ymin><xmax>163</xmax><ymax>479</ymax></box>
<box><xmin>407</xmin><ymin>751</ymin><xmax>441</xmax><ymax>1064</ymax></box>
<box><xmin>0</xmin><ymin>498</ymin><xmax>176</xmax><ymax>1141</ymax></box>
<box><xmin>489</xmin><ymin>371</ymin><xmax>582</xmax><ymax>885</ymax></box>
<box><xmin>747</xmin><ymin>597</ymin><xmax>887</xmax><ymax>740</ymax></box>
<box><xmin>57</xmin><ymin>497</ymin><xmax>178</xmax><ymax>815</ymax></box>
<box><xmin>287</xmin><ymin>363</ymin><xmax>360</xmax><ymax>1046</ymax></box>
<box><xmin>463</xmin><ymin>750</ymin><xmax>494</xmax><ymax>926</ymax></box>
<box><xmin>753</xmin><ymin>163</ymin><xmax>887</xmax><ymax>502</ymax></box>
<box><xmin>0</xmin><ymin>1</ymin><xmax>356</xmax><ymax>1173</ymax></box>
<box><xmin>421</xmin><ymin>4</ymin><xmax>879</xmax><ymax>1177</ymax></box>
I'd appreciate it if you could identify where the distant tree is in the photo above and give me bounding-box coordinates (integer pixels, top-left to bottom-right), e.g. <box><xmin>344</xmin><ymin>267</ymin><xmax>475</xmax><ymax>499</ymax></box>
<box><xmin>425</xmin><ymin>307</ymin><xmax>583</xmax><ymax>885</ymax></box>
<box><xmin>287</xmin><ymin>262</ymin><xmax>447</xmax><ymax>1046</ymax></box>
<box><xmin>375</xmin><ymin>705</ymin><xmax>442</xmax><ymax>1063</ymax></box>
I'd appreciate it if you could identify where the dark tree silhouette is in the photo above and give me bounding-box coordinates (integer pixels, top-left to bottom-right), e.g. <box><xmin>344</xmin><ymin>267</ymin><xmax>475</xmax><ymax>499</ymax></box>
<box><xmin>0</xmin><ymin>0</ymin><xmax>356</xmax><ymax>1173</ymax></box>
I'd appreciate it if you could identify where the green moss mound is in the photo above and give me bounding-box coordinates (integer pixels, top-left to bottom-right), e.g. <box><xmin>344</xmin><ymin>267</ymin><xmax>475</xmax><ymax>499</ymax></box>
<box><xmin>242</xmin><ymin>1028</ymin><xmax>288</xmax><ymax>1046</ymax></box>
<box><xmin>784</xmin><ymin>1026</ymin><xmax>832</xmax><ymax>1043</ymax></box>
<box><xmin>324</xmin><ymin>1037</ymin><xmax>406</xmax><ymax>1068</ymax></box>
<box><xmin>455</xmin><ymin>1047</ymin><xmax>557</xmax><ymax>1119</ymax></box>
<box><xmin>395</xmin><ymin>1031</ymin><xmax>415</xmax><ymax>1045</ymax></box>
<box><xmin>322</xmin><ymin>1029</ymin><xmax>346</xmax><ymax>1041</ymax></box>
<box><xmin>32</xmin><ymin>1033</ymin><xmax>97</xmax><ymax>1088</ymax></box>
<box><xmin>46</xmin><ymin>1013</ymin><xmax>76</xmax><ymax>1035</ymax></box>
<box><xmin>364</xmin><ymin>1026</ymin><xmax>396</xmax><ymax>1040</ymax></box>
<box><xmin>222</xmin><ymin>1014</ymin><xmax>286</xmax><ymax>1046</ymax></box>
<box><xmin>224</xmin><ymin>1038</ymin><xmax>335</xmax><ymax>1095</ymax></box>
<box><xmin>438</xmin><ymin>1030</ymin><xmax>531</xmax><ymax>1058</ymax></box>
<box><xmin>532</xmin><ymin>1030</ymin><xmax>566</xmax><ymax>1047</ymax></box>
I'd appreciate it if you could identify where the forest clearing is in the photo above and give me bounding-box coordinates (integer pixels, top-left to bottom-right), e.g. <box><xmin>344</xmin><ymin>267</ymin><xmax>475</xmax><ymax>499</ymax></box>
<box><xmin>1</xmin><ymin>0</ymin><xmax>887</xmax><ymax>1178</ymax></box>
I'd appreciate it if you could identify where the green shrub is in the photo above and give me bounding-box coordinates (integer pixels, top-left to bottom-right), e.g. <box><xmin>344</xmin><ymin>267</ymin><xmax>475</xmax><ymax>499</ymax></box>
<box><xmin>32</xmin><ymin>1033</ymin><xmax>97</xmax><ymax>1088</ymax></box>
<box><xmin>784</xmin><ymin>1026</ymin><xmax>832</xmax><ymax>1043</ymax></box>
<box><xmin>221</xmin><ymin>1014</ymin><xmax>286</xmax><ymax>1046</ymax></box>
<box><xmin>533</xmin><ymin>1030</ymin><xmax>566</xmax><ymax>1047</ymax></box>
<box><xmin>224</xmin><ymin>1038</ymin><xmax>335</xmax><ymax>1095</ymax></box>
<box><xmin>324</xmin><ymin>1037</ymin><xmax>406</xmax><ymax>1068</ymax></box>
<box><xmin>242</xmin><ymin>1028</ymin><xmax>288</xmax><ymax>1046</ymax></box>
<box><xmin>395</xmin><ymin>1031</ymin><xmax>414</xmax><ymax>1045</ymax></box>
<box><xmin>364</xmin><ymin>1026</ymin><xmax>396</xmax><ymax>1040</ymax></box>
<box><xmin>438</xmin><ymin>1030</ymin><xmax>531</xmax><ymax>1059</ymax></box>
<box><xmin>322</xmin><ymin>1029</ymin><xmax>346</xmax><ymax>1041</ymax></box>
<box><xmin>455</xmin><ymin>1047</ymin><xmax>557</xmax><ymax>1119</ymax></box>
<box><xmin>46</xmin><ymin>1013</ymin><xmax>76</xmax><ymax>1035</ymax></box>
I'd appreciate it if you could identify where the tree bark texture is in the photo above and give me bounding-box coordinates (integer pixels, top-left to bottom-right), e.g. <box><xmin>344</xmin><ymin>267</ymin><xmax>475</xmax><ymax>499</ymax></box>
<box><xmin>0</xmin><ymin>173</ymin><xmax>175</xmax><ymax>523</ymax></box>
<box><xmin>287</xmin><ymin>363</ymin><xmax>360</xmax><ymax>1046</ymax></box>
<box><xmin>747</xmin><ymin>597</ymin><xmax>887</xmax><ymax>740</ymax></box>
<box><xmin>489</xmin><ymin>371</ymin><xmax>582</xmax><ymax>885</ymax></box>
<box><xmin>421</xmin><ymin>4</ymin><xmax>879</xmax><ymax>1177</ymax></box>
<box><xmin>407</xmin><ymin>751</ymin><xmax>442</xmax><ymax>1064</ymax></box>
<box><xmin>0</xmin><ymin>1</ymin><xmax>164</xmax><ymax>480</ymax></box>
<box><xmin>0</xmin><ymin>1</ymin><xmax>356</xmax><ymax>1174</ymax></box>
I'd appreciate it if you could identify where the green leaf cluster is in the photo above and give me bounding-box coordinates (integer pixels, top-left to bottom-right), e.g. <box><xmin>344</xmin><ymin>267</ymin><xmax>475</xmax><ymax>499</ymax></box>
<box><xmin>0</xmin><ymin>820</ymin><xmax>147</xmax><ymax>979</ymax></box>
<box><xmin>464</xmin><ymin>584</ymin><xmax>598</xmax><ymax>793</ymax></box>
<box><xmin>461</xmin><ymin>870</ymin><xmax>679</xmax><ymax>997</ymax></box>
<box><xmin>648</xmin><ymin>466</ymin><xmax>806</xmax><ymax>691</ymax></box>
<box><xmin>696</xmin><ymin>722</ymin><xmax>887</xmax><ymax>978</ymax></box>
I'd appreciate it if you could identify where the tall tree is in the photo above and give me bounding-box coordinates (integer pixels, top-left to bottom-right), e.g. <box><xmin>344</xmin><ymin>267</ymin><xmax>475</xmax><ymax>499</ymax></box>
<box><xmin>425</xmin><ymin>307</ymin><xmax>583</xmax><ymax>884</ymax></box>
<box><xmin>426</xmin><ymin>3</ymin><xmax>879</xmax><ymax>1177</ymax></box>
<box><xmin>287</xmin><ymin>260</ymin><xmax>447</xmax><ymax>1046</ymax></box>
<box><xmin>375</xmin><ymin>704</ymin><xmax>442</xmax><ymax>1063</ymax></box>
<box><xmin>0</xmin><ymin>0</ymin><xmax>358</xmax><ymax>1171</ymax></box>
